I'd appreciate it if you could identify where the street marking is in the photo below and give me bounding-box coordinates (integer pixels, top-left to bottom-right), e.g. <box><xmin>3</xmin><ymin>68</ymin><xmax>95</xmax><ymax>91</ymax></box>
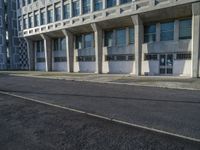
<box><xmin>0</xmin><ymin>90</ymin><xmax>200</xmax><ymax>143</ymax></box>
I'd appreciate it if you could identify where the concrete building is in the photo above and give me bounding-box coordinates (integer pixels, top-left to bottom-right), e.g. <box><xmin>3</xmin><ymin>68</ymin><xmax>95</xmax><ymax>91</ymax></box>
<box><xmin>0</xmin><ymin>0</ymin><xmax>29</xmax><ymax>70</ymax></box>
<box><xmin>17</xmin><ymin>0</ymin><xmax>200</xmax><ymax>77</ymax></box>
<box><xmin>0</xmin><ymin>0</ymin><xmax>7</xmax><ymax>70</ymax></box>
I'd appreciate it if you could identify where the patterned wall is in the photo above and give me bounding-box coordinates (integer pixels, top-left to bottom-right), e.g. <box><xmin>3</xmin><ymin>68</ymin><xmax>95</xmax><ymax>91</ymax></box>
<box><xmin>7</xmin><ymin>0</ymin><xmax>28</xmax><ymax>70</ymax></box>
<box><xmin>0</xmin><ymin>1</ymin><xmax>7</xmax><ymax>70</ymax></box>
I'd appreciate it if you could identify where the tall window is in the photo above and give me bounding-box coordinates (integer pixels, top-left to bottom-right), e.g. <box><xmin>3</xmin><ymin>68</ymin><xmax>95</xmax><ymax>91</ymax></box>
<box><xmin>82</xmin><ymin>0</ymin><xmax>90</xmax><ymax>14</ymax></box>
<box><xmin>19</xmin><ymin>19</ymin><xmax>23</xmax><ymax>31</ymax></box>
<box><xmin>54</xmin><ymin>38</ymin><xmax>66</xmax><ymax>51</ymax></box>
<box><xmin>54</xmin><ymin>39</ymin><xmax>59</xmax><ymax>51</ymax></box>
<box><xmin>144</xmin><ymin>24</ymin><xmax>156</xmax><ymax>43</ymax></box>
<box><xmin>73</xmin><ymin>1</ymin><xmax>80</xmax><ymax>17</ymax></box>
<box><xmin>179</xmin><ymin>19</ymin><xmax>192</xmax><ymax>40</ymax></box>
<box><xmin>47</xmin><ymin>9</ymin><xmax>53</xmax><ymax>23</ymax></box>
<box><xmin>116</xmin><ymin>29</ymin><xmax>126</xmax><ymax>46</ymax></box>
<box><xmin>76</xmin><ymin>35</ymin><xmax>82</xmax><ymax>49</ymax></box>
<box><xmin>84</xmin><ymin>33</ymin><xmax>93</xmax><ymax>48</ymax></box>
<box><xmin>129</xmin><ymin>27</ymin><xmax>134</xmax><ymax>44</ymax></box>
<box><xmin>22</xmin><ymin>0</ymin><xmax>26</xmax><ymax>6</ymax></box>
<box><xmin>36</xmin><ymin>41</ymin><xmax>44</xmax><ymax>53</ymax></box>
<box><xmin>105</xmin><ymin>31</ymin><xmax>113</xmax><ymax>47</ymax></box>
<box><xmin>55</xmin><ymin>7</ymin><xmax>61</xmax><ymax>21</ymax></box>
<box><xmin>28</xmin><ymin>15</ymin><xmax>33</xmax><ymax>28</ymax></box>
<box><xmin>94</xmin><ymin>0</ymin><xmax>102</xmax><ymax>11</ymax></box>
<box><xmin>107</xmin><ymin>0</ymin><xmax>116</xmax><ymax>8</ymax></box>
<box><xmin>160</xmin><ymin>22</ymin><xmax>174</xmax><ymax>41</ymax></box>
<box><xmin>23</xmin><ymin>18</ymin><xmax>28</xmax><ymax>29</ymax></box>
<box><xmin>63</xmin><ymin>4</ymin><xmax>70</xmax><ymax>19</ymax></box>
<box><xmin>34</xmin><ymin>13</ymin><xmax>40</xmax><ymax>27</ymax></box>
<box><xmin>28</xmin><ymin>0</ymin><xmax>32</xmax><ymax>4</ymax></box>
<box><xmin>120</xmin><ymin>0</ymin><xmax>131</xmax><ymax>4</ymax></box>
<box><xmin>40</xmin><ymin>11</ymin><xmax>46</xmax><ymax>25</ymax></box>
<box><xmin>61</xmin><ymin>38</ymin><xmax>66</xmax><ymax>51</ymax></box>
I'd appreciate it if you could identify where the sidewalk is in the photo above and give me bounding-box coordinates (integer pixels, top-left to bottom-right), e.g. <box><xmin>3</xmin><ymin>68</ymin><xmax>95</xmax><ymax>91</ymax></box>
<box><xmin>1</xmin><ymin>71</ymin><xmax>200</xmax><ymax>90</ymax></box>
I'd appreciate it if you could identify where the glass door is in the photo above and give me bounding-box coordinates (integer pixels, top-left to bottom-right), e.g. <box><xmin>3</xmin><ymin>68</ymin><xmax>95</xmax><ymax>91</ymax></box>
<box><xmin>159</xmin><ymin>54</ymin><xmax>173</xmax><ymax>75</ymax></box>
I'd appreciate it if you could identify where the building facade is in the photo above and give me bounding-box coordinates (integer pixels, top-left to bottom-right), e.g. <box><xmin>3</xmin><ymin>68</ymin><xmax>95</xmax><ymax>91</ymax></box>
<box><xmin>17</xmin><ymin>0</ymin><xmax>200</xmax><ymax>77</ymax></box>
<box><xmin>0</xmin><ymin>0</ymin><xmax>28</xmax><ymax>70</ymax></box>
<box><xmin>0</xmin><ymin>1</ymin><xmax>7</xmax><ymax>70</ymax></box>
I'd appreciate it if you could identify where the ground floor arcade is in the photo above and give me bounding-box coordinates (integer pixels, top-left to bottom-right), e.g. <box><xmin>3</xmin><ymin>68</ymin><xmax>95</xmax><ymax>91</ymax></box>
<box><xmin>25</xmin><ymin>2</ymin><xmax>200</xmax><ymax>77</ymax></box>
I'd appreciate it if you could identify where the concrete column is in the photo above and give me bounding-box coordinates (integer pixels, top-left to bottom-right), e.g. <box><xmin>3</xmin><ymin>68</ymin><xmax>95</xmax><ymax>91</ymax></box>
<box><xmin>131</xmin><ymin>15</ymin><xmax>143</xmax><ymax>76</ymax></box>
<box><xmin>25</xmin><ymin>38</ymin><xmax>35</xmax><ymax>71</ymax></box>
<box><xmin>62</xmin><ymin>30</ymin><xmax>74</xmax><ymax>72</ymax></box>
<box><xmin>40</xmin><ymin>34</ymin><xmax>52</xmax><ymax>72</ymax></box>
<box><xmin>156</xmin><ymin>23</ymin><xmax>160</xmax><ymax>42</ymax></box>
<box><xmin>192</xmin><ymin>2</ymin><xmax>200</xmax><ymax>78</ymax></box>
<box><xmin>91</xmin><ymin>23</ymin><xmax>103</xmax><ymax>74</ymax></box>
<box><xmin>174</xmin><ymin>20</ymin><xmax>179</xmax><ymax>41</ymax></box>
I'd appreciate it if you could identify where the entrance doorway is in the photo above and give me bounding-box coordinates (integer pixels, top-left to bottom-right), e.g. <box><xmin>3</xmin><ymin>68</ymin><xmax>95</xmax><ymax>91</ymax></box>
<box><xmin>159</xmin><ymin>54</ymin><xmax>173</xmax><ymax>75</ymax></box>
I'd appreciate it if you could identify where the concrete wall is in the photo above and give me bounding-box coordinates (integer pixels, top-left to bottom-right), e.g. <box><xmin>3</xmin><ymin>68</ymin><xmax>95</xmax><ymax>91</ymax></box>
<box><xmin>0</xmin><ymin>1</ymin><xmax>7</xmax><ymax>70</ymax></box>
<box><xmin>52</xmin><ymin>50</ymin><xmax>68</xmax><ymax>72</ymax></box>
<box><xmin>102</xmin><ymin>45</ymin><xmax>135</xmax><ymax>74</ymax></box>
<box><xmin>35</xmin><ymin>52</ymin><xmax>46</xmax><ymax>71</ymax></box>
<box><xmin>74</xmin><ymin>47</ymin><xmax>96</xmax><ymax>73</ymax></box>
<box><xmin>142</xmin><ymin>40</ymin><xmax>192</xmax><ymax>76</ymax></box>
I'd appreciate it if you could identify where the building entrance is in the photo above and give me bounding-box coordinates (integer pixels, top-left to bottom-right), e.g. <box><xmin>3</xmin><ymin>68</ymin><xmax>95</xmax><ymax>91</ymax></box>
<box><xmin>159</xmin><ymin>54</ymin><xmax>173</xmax><ymax>75</ymax></box>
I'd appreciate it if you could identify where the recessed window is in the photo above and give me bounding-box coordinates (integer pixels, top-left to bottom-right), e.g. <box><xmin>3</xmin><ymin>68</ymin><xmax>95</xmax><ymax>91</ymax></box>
<box><xmin>144</xmin><ymin>24</ymin><xmax>156</xmax><ymax>43</ymax></box>
<box><xmin>63</xmin><ymin>4</ymin><xmax>70</xmax><ymax>19</ymax></box>
<box><xmin>34</xmin><ymin>12</ymin><xmax>40</xmax><ymax>27</ymax></box>
<box><xmin>55</xmin><ymin>7</ymin><xmax>61</xmax><ymax>21</ymax></box>
<box><xmin>40</xmin><ymin>11</ymin><xmax>46</xmax><ymax>25</ymax></box>
<box><xmin>176</xmin><ymin>53</ymin><xmax>191</xmax><ymax>60</ymax></box>
<box><xmin>94</xmin><ymin>0</ymin><xmax>102</xmax><ymax>11</ymax></box>
<box><xmin>107</xmin><ymin>0</ymin><xmax>116</xmax><ymax>8</ymax></box>
<box><xmin>54</xmin><ymin>57</ymin><xmax>67</xmax><ymax>62</ymax></box>
<box><xmin>76</xmin><ymin>35</ymin><xmax>82</xmax><ymax>49</ymax></box>
<box><xmin>120</xmin><ymin>0</ymin><xmax>131</xmax><ymax>4</ymax></box>
<box><xmin>47</xmin><ymin>9</ymin><xmax>53</xmax><ymax>23</ymax></box>
<box><xmin>73</xmin><ymin>1</ymin><xmax>80</xmax><ymax>17</ymax></box>
<box><xmin>82</xmin><ymin>0</ymin><xmax>91</xmax><ymax>14</ymax></box>
<box><xmin>104</xmin><ymin>31</ymin><xmax>113</xmax><ymax>47</ymax></box>
<box><xmin>160</xmin><ymin>22</ymin><xmax>174</xmax><ymax>41</ymax></box>
<box><xmin>54</xmin><ymin>37</ymin><xmax>66</xmax><ymax>51</ymax></box>
<box><xmin>144</xmin><ymin>54</ymin><xmax>158</xmax><ymax>61</ymax></box>
<box><xmin>116</xmin><ymin>28</ymin><xmax>126</xmax><ymax>46</ymax></box>
<box><xmin>84</xmin><ymin>33</ymin><xmax>93</xmax><ymax>48</ymax></box>
<box><xmin>129</xmin><ymin>27</ymin><xmax>134</xmax><ymax>44</ymax></box>
<box><xmin>105</xmin><ymin>54</ymin><xmax>135</xmax><ymax>61</ymax></box>
<box><xmin>77</xmin><ymin>56</ymin><xmax>96</xmax><ymax>62</ymax></box>
<box><xmin>179</xmin><ymin>19</ymin><xmax>192</xmax><ymax>40</ymax></box>
<box><xmin>35</xmin><ymin>40</ymin><xmax>44</xmax><ymax>53</ymax></box>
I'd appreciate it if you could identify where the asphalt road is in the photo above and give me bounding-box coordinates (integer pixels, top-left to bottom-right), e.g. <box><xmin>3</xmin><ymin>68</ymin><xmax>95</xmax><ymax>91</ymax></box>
<box><xmin>0</xmin><ymin>75</ymin><xmax>200</xmax><ymax>145</ymax></box>
<box><xmin>0</xmin><ymin>93</ymin><xmax>200</xmax><ymax>150</ymax></box>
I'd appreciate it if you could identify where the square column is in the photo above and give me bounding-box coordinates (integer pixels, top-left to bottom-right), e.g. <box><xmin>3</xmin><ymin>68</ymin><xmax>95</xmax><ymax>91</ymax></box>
<box><xmin>40</xmin><ymin>34</ymin><xmax>52</xmax><ymax>72</ymax></box>
<box><xmin>62</xmin><ymin>30</ymin><xmax>74</xmax><ymax>72</ymax></box>
<box><xmin>25</xmin><ymin>38</ymin><xmax>35</xmax><ymax>71</ymax></box>
<box><xmin>91</xmin><ymin>23</ymin><xmax>103</xmax><ymax>74</ymax></box>
<box><xmin>192</xmin><ymin>2</ymin><xmax>200</xmax><ymax>78</ymax></box>
<box><xmin>131</xmin><ymin>15</ymin><xmax>143</xmax><ymax>76</ymax></box>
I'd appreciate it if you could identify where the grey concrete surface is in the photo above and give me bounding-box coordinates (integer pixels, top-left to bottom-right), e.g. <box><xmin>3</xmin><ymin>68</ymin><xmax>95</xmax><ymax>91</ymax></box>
<box><xmin>0</xmin><ymin>74</ymin><xmax>200</xmax><ymax>141</ymax></box>
<box><xmin>1</xmin><ymin>71</ymin><xmax>200</xmax><ymax>90</ymax></box>
<box><xmin>0</xmin><ymin>93</ymin><xmax>199</xmax><ymax>150</ymax></box>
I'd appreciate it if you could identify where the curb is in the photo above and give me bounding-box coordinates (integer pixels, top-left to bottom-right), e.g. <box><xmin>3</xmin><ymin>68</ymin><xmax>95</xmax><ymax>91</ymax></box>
<box><xmin>10</xmin><ymin>74</ymin><xmax>200</xmax><ymax>91</ymax></box>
